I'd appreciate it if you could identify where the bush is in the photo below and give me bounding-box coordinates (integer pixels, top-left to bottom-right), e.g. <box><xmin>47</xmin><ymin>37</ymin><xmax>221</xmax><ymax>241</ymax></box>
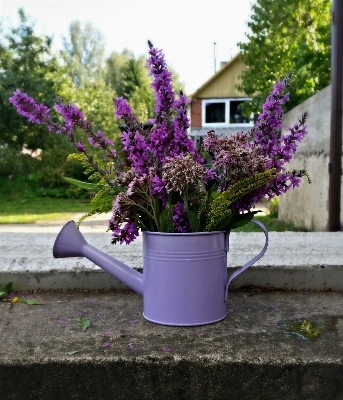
<box><xmin>267</xmin><ymin>197</ymin><xmax>279</xmax><ymax>218</ymax></box>
<box><xmin>0</xmin><ymin>145</ymin><xmax>39</xmax><ymax>178</ymax></box>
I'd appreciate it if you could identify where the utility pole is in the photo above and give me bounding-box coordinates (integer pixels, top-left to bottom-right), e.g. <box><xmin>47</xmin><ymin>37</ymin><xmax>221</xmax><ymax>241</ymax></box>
<box><xmin>328</xmin><ymin>0</ymin><xmax>343</xmax><ymax>231</ymax></box>
<box><xmin>214</xmin><ymin>42</ymin><xmax>217</xmax><ymax>73</ymax></box>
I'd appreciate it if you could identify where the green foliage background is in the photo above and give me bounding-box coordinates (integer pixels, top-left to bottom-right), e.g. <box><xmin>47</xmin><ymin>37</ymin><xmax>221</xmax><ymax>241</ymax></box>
<box><xmin>237</xmin><ymin>0</ymin><xmax>331</xmax><ymax>115</ymax></box>
<box><xmin>0</xmin><ymin>9</ymin><xmax>184</xmax><ymax>198</ymax></box>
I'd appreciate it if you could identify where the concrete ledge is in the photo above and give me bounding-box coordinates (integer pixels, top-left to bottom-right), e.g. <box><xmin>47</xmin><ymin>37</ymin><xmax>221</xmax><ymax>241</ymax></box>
<box><xmin>1</xmin><ymin>225</ymin><xmax>343</xmax><ymax>291</ymax></box>
<box><xmin>2</xmin><ymin>290</ymin><xmax>343</xmax><ymax>399</ymax></box>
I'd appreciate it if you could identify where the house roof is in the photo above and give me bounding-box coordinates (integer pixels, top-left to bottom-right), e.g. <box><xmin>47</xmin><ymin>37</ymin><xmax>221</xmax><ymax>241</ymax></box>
<box><xmin>190</xmin><ymin>53</ymin><xmax>247</xmax><ymax>99</ymax></box>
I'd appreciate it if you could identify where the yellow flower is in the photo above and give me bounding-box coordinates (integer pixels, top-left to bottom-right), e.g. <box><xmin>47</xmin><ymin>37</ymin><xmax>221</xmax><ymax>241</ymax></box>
<box><xmin>12</xmin><ymin>296</ymin><xmax>19</xmax><ymax>303</ymax></box>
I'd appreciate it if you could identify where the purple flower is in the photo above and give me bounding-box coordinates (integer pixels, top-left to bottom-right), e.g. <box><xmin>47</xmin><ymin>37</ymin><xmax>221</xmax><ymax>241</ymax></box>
<box><xmin>150</xmin><ymin>174</ymin><xmax>165</xmax><ymax>195</ymax></box>
<box><xmin>114</xmin><ymin>97</ymin><xmax>134</xmax><ymax>119</ymax></box>
<box><xmin>110</xmin><ymin>220</ymin><xmax>139</xmax><ymax>245</ymax></box>
<box><xmin>173</xmin><ymin>201</ymin><xmax>191</xmax><ymax>233</ymax></box>
<box><xmin>54</xmin><ymin>103</ymin><xmax>84</xmax><ymax>125</ymax></box>
<box><xmin>147</xmin><ymin>46</ymin><xmax>175</xmax><ymax>116</ymax></box>
<box><xmin>127</xmin><ymin>342</ymin><xmax>135</xmax><ymax>351</ymax></box>
<box><xmin>9</xmin><ymin>89</ymin><xmax>51</xmax><ymax>124</ymax></box>
<box><xmin>77</xmin><ymin>141</ymin><xmax>86</xmax><ymax>153</ymax></box>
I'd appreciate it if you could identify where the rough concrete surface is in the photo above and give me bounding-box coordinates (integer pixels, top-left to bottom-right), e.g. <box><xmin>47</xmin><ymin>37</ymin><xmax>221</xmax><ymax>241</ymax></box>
<box><xmin>2</xmin><ymin>215</ymin><xmax>343</xmax><ymax>399</ymax></box>
<box><xmin>1</xmin><ymin>290</ymin><xmax>343</xmax><ymax>399</ymax></box>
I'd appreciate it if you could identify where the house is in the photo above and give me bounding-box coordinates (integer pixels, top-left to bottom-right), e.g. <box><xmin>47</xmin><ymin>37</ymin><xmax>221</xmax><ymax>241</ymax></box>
<box><xmin>188</xmin><ymin>53</ymin><xmax>253</xmax><ymax>142</ymax></box>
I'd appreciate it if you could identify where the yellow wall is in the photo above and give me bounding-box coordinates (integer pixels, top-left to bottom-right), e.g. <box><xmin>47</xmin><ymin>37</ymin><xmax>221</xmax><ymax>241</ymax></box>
<box><xmin>193</xmin><ymin>56</ymin><xmax>248</xmax><ymax>99</ymax></box>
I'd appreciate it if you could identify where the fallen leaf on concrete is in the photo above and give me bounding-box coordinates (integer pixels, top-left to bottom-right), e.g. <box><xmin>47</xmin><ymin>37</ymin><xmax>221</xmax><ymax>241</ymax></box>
<box><xmin>65</xmin><ymin>350</ymin><xmax>79</xmax><ymax>356</ymax></box>
<box><xmin>78</xmin><ymin>317</ymin><xmax>91</xmax><ymax>331</ymax></box>
<box><xmin>0</xmin><ymin>282</ymin><xmax>12</xmax><ymax>299</ymax></box>
<box><xmin>19</xmin><ymin>298</ymin><xmax>41</xmax><ymax>305</ymax></box>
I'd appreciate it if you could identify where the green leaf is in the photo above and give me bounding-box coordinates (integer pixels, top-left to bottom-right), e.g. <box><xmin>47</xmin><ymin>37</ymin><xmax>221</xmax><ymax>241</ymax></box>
<box><xmin>227</xmin><ymin>211</ymin><xmax>261</xmax><ymax>230</ymax></box>
<box><xmin>19</xmin><ymin>298</ymin><xmax>41</xmax><ymax>305</ymax></box>
<box><xmin>63</xmin><ymin>176</ymin><xmax>103</xmax><ymax>191</ymax></box>
<box><xmin>78</xmin><ymin>317</ymin><xmax>91</xmax><ymax>332</ymax></box>
<box><xmin>213</xmin><ymin>213</ymin><xmax>235</xmax><ymax>231</ymax></box>
<box><xmin>186</xmin><ymin>208</ymin><xmax>201</xmax><ymax>232</ymax></box>
<box><xmin>159</xmin><ymin>206</ymin><xmax>174</xmax><ymax>232</ymax></box>
<box><xmin>65</xmin><ymin>350</ymin><xmax>79</xmax><ymax>356</ymax></box>
<box><xmin>0</xmin><ymin>282</ymin><xmax>12</xmax><ymax>299</ymax></box>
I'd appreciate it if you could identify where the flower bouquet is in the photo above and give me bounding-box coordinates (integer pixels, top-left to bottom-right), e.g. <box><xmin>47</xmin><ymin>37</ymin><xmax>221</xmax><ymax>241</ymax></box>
<box><xmin>9</xmin><ymin>41</ymin><xmax>310</xmax><ymax>245</ymax></box>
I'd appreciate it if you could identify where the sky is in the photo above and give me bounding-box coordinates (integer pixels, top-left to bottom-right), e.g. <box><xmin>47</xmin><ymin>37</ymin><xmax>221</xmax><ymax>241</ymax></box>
<box><xmin>0</xmin><ymin>0</ymin><xmax>255</xmax><ymax>94</ymax></box>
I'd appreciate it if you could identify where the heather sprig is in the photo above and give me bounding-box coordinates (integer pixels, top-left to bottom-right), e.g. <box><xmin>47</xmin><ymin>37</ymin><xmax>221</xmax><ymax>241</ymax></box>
<box><xmin>203</xmin><ymin>130</ymin><xmax>270</xmax><ymax>191</ymax></box>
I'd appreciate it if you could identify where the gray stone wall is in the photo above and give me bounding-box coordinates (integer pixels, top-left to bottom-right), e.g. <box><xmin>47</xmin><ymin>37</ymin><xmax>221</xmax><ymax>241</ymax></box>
<box><xmin>279</xmin><ymin>85</ymin><xmax>343</xmax><ymax>231</ymax></box>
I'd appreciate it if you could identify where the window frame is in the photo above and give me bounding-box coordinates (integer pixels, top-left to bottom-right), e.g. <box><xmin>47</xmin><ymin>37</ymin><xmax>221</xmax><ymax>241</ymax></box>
<box><xmin>201</xmin><ymin>98</ymin><xmax>253</xmax><ymax>127</ymax></box>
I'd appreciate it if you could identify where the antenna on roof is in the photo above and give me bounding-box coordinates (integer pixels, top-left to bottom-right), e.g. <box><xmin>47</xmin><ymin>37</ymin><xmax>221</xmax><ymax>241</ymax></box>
<box><xmin>213</xmin><ymin>42</ymin><xmax>217</xmax><ymax>73</ymax></box>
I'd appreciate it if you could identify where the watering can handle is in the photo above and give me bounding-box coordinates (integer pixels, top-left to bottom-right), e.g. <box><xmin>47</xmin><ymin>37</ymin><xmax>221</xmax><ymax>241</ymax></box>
<box><xmin>224</xmin><ymin>219</ymin><xmax>268</xmax><ymax>302</ymax></box>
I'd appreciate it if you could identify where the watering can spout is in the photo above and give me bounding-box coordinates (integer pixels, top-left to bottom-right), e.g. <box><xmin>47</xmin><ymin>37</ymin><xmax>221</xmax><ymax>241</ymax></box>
<box><xmin>53</xmin><ymin>221</ymin><xmax>144</xmax><ymax>296</ymax></box>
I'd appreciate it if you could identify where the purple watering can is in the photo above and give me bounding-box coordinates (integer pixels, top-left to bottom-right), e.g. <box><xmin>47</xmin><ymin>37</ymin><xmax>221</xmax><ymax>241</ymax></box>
<box><xmin>53</xmin><ymin>220</ymin><xmax>268</xmax><ymax>326</ymax></box>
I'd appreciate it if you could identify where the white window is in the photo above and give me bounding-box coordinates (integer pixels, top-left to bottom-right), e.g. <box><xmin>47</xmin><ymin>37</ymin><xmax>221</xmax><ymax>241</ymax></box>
<box><xmin>202</xmin><ymin>99</ymin><xmax>253</xmax><ymax>127</ymax></box>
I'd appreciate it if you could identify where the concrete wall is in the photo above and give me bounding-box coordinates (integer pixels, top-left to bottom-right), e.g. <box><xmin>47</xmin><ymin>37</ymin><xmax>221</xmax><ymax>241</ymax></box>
<box><xmin>279</xmin><ymin>85</ymin><xmax>343</xmax><ymax>231</ymax></box>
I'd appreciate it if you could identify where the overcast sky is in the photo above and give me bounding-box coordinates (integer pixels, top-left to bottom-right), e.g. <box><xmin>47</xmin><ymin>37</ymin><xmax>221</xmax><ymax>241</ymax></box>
<box><xmin>0</xmin><ymin>0</ymin><xmax>255</xmax><ymax>94</ymax></box>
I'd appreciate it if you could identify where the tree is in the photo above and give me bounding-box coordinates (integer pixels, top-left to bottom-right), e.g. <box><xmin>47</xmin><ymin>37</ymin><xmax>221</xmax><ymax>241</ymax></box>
<box><xmin>61</xmin><ymin>21</ymin><xmax>122</xmax><ymax>153</ymax></box>
<box><xmin>237</xmin><ymin>0</ymin><xmax>331</xmax><ymax>114</ymax></box>
<box><xmin>0</xmin><ymin>9</ymin><xmax>63</xmax><ymax>151</ymax></box>
<box><xmin>105</xmin><ymin>49</ymin><xmax>135</xmax><ymax>96</ymax></box>
<box><xmin>62</xmin><ymin>21</ymin><xmax>106</xmax><ymax>87</ymax></box>
<box><xmin>106</xmin><ymin>50</ymin><xmax>154</xmax><ymax>121</ymax></box>
<box><xmin>119</xmin><ymin>56</ymin><xmax>155</xmax><ymax>121</ymax></box>
<box><xmin>106</xmin><ymin>50</ymin><xmax>185</xmax><ymax>122</ymax></box>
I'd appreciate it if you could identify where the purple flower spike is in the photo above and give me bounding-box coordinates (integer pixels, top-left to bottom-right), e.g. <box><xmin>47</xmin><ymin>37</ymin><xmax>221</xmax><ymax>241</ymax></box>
<box><xmin>54</xmin><ymin>103</ymin><xmax>84</xmax><ymax>125</ymax></box>
<box><xmin>147</xmin><ymin>45</ymin><xmax>175</xmax><ymax>116</ymax></box>
<box><xmin>9</xmin><ymin>89</ymin><xmax>51</xmax><ymax>124</ymax></box>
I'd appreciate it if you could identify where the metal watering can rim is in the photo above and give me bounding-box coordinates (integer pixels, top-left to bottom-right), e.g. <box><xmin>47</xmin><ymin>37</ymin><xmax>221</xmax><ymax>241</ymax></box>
<box><xmin>143</xmin><ymin>230</ymin><xmax>228</xmax><ymax>236</ymax></box>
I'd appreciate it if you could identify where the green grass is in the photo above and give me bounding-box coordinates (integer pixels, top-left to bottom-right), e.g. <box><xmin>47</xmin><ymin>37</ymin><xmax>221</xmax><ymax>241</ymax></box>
<box><xmin>0</xmin><ymin>177</ymin><xmax>91</xmax><ymax>224</ymax></box>
<box><xmin>0</xmin><ymin>177</ymin><xmax>307</xmax><ymax>230</ymax></box>
<box><xmin>0</xmin><ymin>197</ymin><xmax>91</xmax><ymax>224</ymax></box>
<box><xmin>232</xmin><ymin>215</ymin><xmax>307</xmax><ymax>232</ymax></box>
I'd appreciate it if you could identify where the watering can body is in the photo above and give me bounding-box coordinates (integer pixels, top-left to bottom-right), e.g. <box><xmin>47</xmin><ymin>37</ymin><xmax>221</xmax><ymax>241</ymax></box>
<box><xmin>53</xmin><ymin>220</ymin><xmax>268</xmax><ymax>326</ymax></box>
<box><xmin>143</xmin><ymin>231</ymin><xmax>228</xmax><ymax>325</ymax></box>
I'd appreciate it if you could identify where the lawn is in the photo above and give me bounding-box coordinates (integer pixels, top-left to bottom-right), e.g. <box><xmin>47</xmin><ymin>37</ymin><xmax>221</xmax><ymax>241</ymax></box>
<box><xmin>231</xmin><ymin>214</ymin><xmax>307</xmax><ymax>232</ymax></box>
<box><xmin>0</xmin><ymin>177</ymin><xmax>307</xmax><ymax>231</ymax></box>
<box><xmin>0</xmin><ymin>196</ymin><xmax>91</xmax><ymax>224</ymax></box>
<box><xmin>0</xmin><ymin>177</ymin><xmax>91</xmax><ymax>224</ymax></box>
